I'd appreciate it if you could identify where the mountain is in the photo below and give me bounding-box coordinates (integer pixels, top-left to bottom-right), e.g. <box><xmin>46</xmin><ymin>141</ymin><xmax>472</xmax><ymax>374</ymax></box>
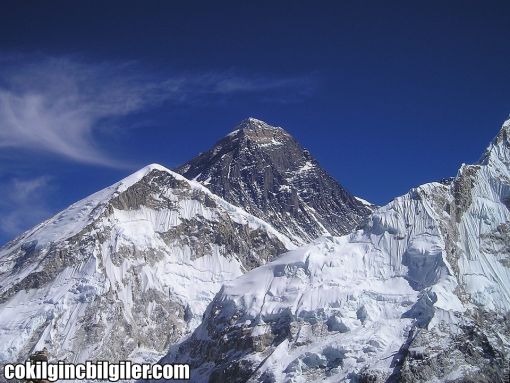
<box><xmin>176</xmin><ymin>118</ymin><xmax>372</xmax><ymax>244</ymax></box>
<box><xmin>0</xmin><ymin>164</ymin><xmax>295</xmax><ymax>364</ymax></box>
<box><xmin>167</xmin><ymin>120</ymin><xmax>510</xmax><ymax>382</ymax></box>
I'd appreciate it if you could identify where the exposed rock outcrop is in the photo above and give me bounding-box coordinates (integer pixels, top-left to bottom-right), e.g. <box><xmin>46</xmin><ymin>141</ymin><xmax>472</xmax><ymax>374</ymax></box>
<box><xmin>177</xmin><ymin>118</ymin><xmax>371</xmax><ymax>244</ymax></box>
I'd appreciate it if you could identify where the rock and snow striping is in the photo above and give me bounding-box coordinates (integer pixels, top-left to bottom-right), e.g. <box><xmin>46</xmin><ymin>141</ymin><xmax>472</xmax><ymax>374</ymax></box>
<box><xmin>0</xmin><ymin>164</ymin><xmax>294</xmax><ymax>364</ymax></box>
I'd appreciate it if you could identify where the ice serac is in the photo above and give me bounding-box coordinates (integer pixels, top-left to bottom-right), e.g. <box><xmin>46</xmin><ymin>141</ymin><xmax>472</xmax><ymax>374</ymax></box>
<box><xmin>176</xmin><ymin>118</ymin><xmax>372</xmax><ymax>244</ymax></box>
<box><xmin>0</xmin><ymin>164</ymin><xmax>295</xmax><ymax>364</ymax></box>
<box><xmin>169</xmin><ymin>120</ymin><xmax>510</xmax><ymax>382</ymax></box>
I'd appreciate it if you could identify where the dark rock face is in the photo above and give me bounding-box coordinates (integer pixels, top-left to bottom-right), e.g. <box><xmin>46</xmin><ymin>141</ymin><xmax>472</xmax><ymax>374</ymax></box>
<box><xmin>112</xmin><ymin>169</ymin><xmax>288</xmax><ymax>271</ymax></box>
<box><xmin>398</xmin><ymin>310</ymin><xmax>510</xmax><ymax>383</ymax></box>
<box><xmin>26</xmin><ymin>349</ymin><xmax>50</xmax><ymax>383</ymax></box>
<box><xmin>176</xmin><ymin>118</ymin><xmax>371</xmax><ymax>244</ymax></box>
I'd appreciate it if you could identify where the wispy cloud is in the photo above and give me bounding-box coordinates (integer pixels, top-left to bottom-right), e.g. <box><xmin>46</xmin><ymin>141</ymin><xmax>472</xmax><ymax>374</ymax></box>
<box><xmin>0</xmin><ymin>57</ymin><xmax>150</xmax><ymax>167</ymax></box>
<box><xmin>0</xmin><ymin>55</ymin><xmax>315</xmax><ymax>167</ymax></box>
<box><xmin>0</xmin><ymin>176</ymin><xmax>53</xmax><ymax>239</ymax></box>
<box><xmin>164</xmin><ymin>72</ymin><xmax>316</xmax><ymax>100</ymax></box>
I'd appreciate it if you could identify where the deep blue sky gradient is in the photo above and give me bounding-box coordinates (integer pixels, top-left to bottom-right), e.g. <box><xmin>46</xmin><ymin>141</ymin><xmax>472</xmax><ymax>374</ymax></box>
<box><xmin>0</xmin><ymin>0</ymin><xmax>509</xmax><ymax>244</ymax></box>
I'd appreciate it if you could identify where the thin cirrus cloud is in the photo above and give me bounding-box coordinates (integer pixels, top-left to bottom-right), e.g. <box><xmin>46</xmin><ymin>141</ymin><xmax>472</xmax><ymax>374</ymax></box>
<box><xmin>0</xmin><ymin>176</ymin><xmax>53</xmax><ymax>238</ymax></box>
<box><xmin>0</xmin><ymin>55</ymin><xmax>316</xmax><ymax>168</ymax></box>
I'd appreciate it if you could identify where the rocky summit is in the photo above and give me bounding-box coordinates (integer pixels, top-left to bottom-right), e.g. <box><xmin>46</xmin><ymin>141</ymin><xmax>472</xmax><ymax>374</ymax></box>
<box><xmin>176</xmin><ymin>118</ymin><xmax>372</xmax><ymax>245</ymax></box>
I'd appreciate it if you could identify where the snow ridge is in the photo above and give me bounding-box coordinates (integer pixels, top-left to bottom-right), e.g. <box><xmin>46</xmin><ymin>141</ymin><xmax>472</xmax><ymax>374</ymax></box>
<box><xmin>0</xmin><ymin>164</ymin><xmax>295</xmax><ymax>364</ymax></box>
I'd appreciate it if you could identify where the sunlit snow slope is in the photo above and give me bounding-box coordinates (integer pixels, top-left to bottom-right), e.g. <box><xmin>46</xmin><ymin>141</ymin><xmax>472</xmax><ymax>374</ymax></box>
<box><xmin>168</xmin><ymin>120</ymin><xmax>510</xmax><ymax>383</ymax></box>
<box><xmin>0</xmin><ymin>165</ymin><xmax>295</xmax><ymax>364</ymax></box>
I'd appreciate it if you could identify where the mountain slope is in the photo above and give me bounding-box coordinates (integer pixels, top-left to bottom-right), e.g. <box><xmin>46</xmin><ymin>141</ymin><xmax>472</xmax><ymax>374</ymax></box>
<box><xmin>168</xmin><ymin>120</ymin><xmax>510</xmax><ymax>383</ymax></box>
<box><xmin>0</xmin><ymin>164</ymin><xmax>295</xmax><ymax>364</ymax></box>
<box><xmin>176</xmin><ymin>118</ymin><xmax>372</xmax><ymax>244</ymax></box>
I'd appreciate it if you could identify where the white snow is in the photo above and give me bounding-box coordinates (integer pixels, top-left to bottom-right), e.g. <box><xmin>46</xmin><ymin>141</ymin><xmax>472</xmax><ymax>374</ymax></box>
<box><xmin>354</xmin><ymin>196</ymin><xmax>373</xmax><ymax>206</ymax></box>
<box><xmin>0</xmin><ymin>163</ymin><xmax>295</xmax><ymax>363</ymax></box>
<box><xmin>297</xmin><ymin>161</ymin><xmax>315</xmax><ymax>173</ymax></box>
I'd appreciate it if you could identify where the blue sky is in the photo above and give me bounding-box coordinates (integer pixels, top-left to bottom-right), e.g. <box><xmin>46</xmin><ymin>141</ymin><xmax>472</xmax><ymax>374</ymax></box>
<box><xmin>0</xmin><ymin>1</ymin><xmax>509</xmax><ymax>244</ymax></box>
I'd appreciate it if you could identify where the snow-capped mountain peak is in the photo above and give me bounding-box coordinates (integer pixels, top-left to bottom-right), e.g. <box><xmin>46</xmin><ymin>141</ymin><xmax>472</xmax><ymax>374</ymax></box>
<box><xmin>231</xmin><ymin>117</ymin><xmax>283</xmax><ymax>132</ymax></box>
<box><xmin>225</xmin><ymin>118</ymin><xmax>292</xmax><ymax>152</ymax></box>
<box><xmin>0</xmin><ymin>163</ymin><xmax>176</xmax><ymax>253</ymax></box>
<box><xmin>0</xmin><ymin>163</ymin><xmax>295</xmax><ymax>364</ymax></box>
<box><xmin>479</xmin><ymin>117</ymin><xmax>510</xmax><ymax>167</ymax></box>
